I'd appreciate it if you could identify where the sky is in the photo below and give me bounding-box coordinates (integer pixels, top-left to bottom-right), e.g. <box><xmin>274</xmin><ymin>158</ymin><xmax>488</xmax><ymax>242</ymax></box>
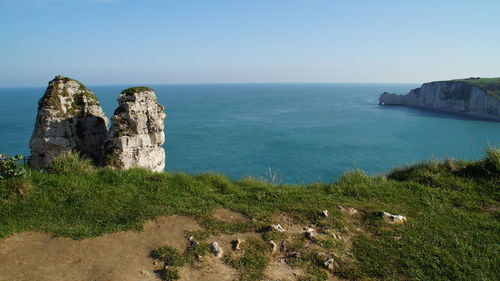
<box><xmin>0</xmin><ymin>0</ymin><xmax>499</xmax><ymax>86</ymax></box>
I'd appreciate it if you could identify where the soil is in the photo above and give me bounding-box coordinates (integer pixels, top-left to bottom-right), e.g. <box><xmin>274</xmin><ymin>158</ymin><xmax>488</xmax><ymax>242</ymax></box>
<box><xmin>264</xmin><ymin>259</ymin><xmax>305</xmax><ymax>280</ymax></box>
<box><xmin>213</xmin><ymin>208</ymin><xmax>249</xmax><ymax>223</ymax></box>
<box><xmin>178</xmin><ymin>258</ymin><xmax>236</xmax><ymax>281</ymax></box>
<box><xmin>0</xmin><ymin>209</ymin><xmax>351</xmax><ymax>281</ymax></box>
<box><xmin>0</xmin><ymin>216</ymin><xmax>200</xmax><ymax>281</ymax></box>
<box><xmin>270</xmin><ymin>212</ymin><xmax>307</xmax><ymax>233</ymax></box>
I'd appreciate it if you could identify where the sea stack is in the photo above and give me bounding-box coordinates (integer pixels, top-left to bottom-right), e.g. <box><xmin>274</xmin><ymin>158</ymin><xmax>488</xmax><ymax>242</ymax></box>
<box><xmin>104</xmin><ymin>87</ymin><xmax>166</xmax><ymax>172</ymax></box>
<box><xmin>29</xmin><ymin>75</ymin><xmax>109</xmax><ymax>168</ymax></box>
<box><xmin>379</xmin><ymin>78</ymin><xmax>500</xmax><ymax>121</ymax></box>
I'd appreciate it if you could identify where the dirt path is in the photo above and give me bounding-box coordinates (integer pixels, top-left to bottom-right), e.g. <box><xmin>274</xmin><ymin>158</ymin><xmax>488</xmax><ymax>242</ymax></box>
<box><xmin>0</xmin><ymin>216</ymin><xmax>201</xmax><ymax>281</ymax></box>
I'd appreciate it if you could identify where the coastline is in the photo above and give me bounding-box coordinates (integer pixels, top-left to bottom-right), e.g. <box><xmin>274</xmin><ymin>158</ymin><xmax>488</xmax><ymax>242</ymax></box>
<box><xmin>379</xmin><ymin>103</ymin><xmax>500</xmax><ymax>122</ymax></box>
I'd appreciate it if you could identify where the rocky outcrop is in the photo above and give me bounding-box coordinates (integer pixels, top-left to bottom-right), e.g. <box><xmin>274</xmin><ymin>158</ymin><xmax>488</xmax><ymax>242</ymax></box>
<box><xmin>104</xmin><ymin>87</ymin><xmax>166</xmax><ymax>172</ymax></box>
<box><xmin>29</xmin><ymin>75</ymin><xmax>109</xmax><ymax>168</ymax></box>
<box><xmin>379</xmin><ymin>80</ymin><xmax>500</xmax><ymax>121</ymax></box>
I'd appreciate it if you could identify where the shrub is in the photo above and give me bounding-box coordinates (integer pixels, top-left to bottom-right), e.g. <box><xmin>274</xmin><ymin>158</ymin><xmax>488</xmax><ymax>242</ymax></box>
<box><xmin>161</xmin><ymin>267</ymin><xmax>180</xmax><ymax>281</ymax></box>
<box><xmin>0</xmin><ymin>154</ymin><xmax>26</xmax><ymax>180</ymax></box>
<box><xmin>9</xmin><ymin>178</ymin><xmax>32</xmax><ymax>197</ymax></box>
<box><xmin>0</xmin><ymin>177</ymin><xmax>32</xmax><ymax>200</ymax></box>
<box><xmin>483</xmin><ymin>146</ymin><xmax>500</xmax><ymax>174</ymax></box>
<box><xmin>151</xmin><ymin>245</ymin><xmax>186</xmax><ymax>267</ymax></box>
<box><xmin>46</xmin><ymin>151</ymin><xmax>94</xmax><ymax>174</ymax></box>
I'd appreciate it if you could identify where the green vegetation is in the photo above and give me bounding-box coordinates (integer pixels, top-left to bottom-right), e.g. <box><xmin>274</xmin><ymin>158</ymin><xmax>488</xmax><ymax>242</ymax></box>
<box><xmin>161</xmin><ymin>267</ymin><xmax>180</xmax><ymax>281</ymax></box>
<box><xmin>41</xmin><ymin>76</ymin><xmax>100</xmax><ymax>117</ymax></box>
<box><xmin>120</xmin><ymin>86</ymin><xmax>154</xmax><ymax>96</ymax></box>
<box><xmin>46</xmin><ymin>150</ymin><xmax>94</xmax><ymax>175</ymax></box>
<box><xmin>0</xmin><ymin>154</ymin><xmax>26</xmax><ymax>180</ymax></box>
<box><xmin>0</xmin><ymin>148</ymin><xmax>498</xmax><ymax>280</ymax></box>
<box><xmin>151</xmin><ymin>245</ymin><xmax>186</xmax><ymax>267</ymax></box>
<box><xmin>453</xmin><ymin>77</ymin><xmax>500</xmax><ymax>98</ymax></box>
<box><xmin>225</xmin><ymin>238</ymin><xmax>270</xmax><ymax>281</ymax></box>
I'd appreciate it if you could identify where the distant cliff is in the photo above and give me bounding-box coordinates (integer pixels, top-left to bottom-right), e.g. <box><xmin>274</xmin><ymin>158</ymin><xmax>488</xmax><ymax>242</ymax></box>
<box><xmin>379</xmin><ymin>78</ymin><xmax>500</xmax><ymax>121</ymax></box>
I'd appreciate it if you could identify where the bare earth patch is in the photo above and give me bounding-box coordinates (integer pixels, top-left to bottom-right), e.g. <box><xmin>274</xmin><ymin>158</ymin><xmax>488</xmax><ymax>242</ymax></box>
<box><xmin>178</xmin><ymin>258</ymin><xmax>236</xmax><ymax>281</ymax></box>
<box><xmin>271</xmin><ymin>212</ymin><xmax>307</xmax><ymax>233</ymax></box>
<box><xmin>0</xmin><ymin>216</ymin><xmax>201</xmax><ymax>281</ymax></box>
<box><xmin>213</xmin><ymin>208</ymin><xmax>248</xmax><ymax>222</ymax></box>
<box><xmin>264</xmin><ymin>259</ymin><xmax>305</xmax><ymax>280</ymax></box>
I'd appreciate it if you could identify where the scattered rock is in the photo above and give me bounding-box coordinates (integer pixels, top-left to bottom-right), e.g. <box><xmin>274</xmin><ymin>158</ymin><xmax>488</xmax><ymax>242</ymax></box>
<box><xmin>268</xmin><ymin>240</ymin><xmax>278</xmax><ymax>253</ymax></box>
<box><xmin>330</xmin><ymin>232</ymin><xmax>343</xmax><ymax>240</ymax></box>
<box><xmin>320</xmin><ymin>210</ymin><xmax>329</xmax><ymax>217</ymax></box>
<box><xmin>304</xmin><ymin>227</ymin><xmax>316</xmax><ymax>240</ymax></box>
<box><xmin>268</xmin><ymin>224</ymin><xmax>286</xmax><ymax>232</ymax></box>
<box><xmin>323</xmin><ymin>258</ymin><xmax>335</xmax><ymax>270</ymax></box>
<box><xmin>29</xmin><ymin>75</ymin><xmax>109</xmax><ymax>168</ymax></box>
<box><xmin>280</xmin><ymin>242</ymin><xmax>287</xmax><ymax>252</ymax></box>
<box><xmin>379</xmin><ymin>211</ymin><xmax>407</xmax><ymax>224</ymax></box>
<box><xmin>209</xmin><ymin>242</ymin><xmax>224</xmax><ymax>258</ymax></box>
<box><xmin>104</xmin><ymin>87</ymin><xmax>166</xmax><ymax>172</ymax></box>
<box><xmin>231</xmin><ymin>239</ymin><xmax>243</xmax><ymax>251</ymax></box>
<box><xmin>337</xmin><ymin>206</ymin><xmax>358</xmax><ymax>215</ymax></box>
<box><xmin>188</xmin><ymin>235</ymin><xmax>199</xmax><ymax>246</ymax></box>
<box><xmin>287</xmin><ymin>252</ymin><xmax>301</xmax><ymax>259</ymax></box>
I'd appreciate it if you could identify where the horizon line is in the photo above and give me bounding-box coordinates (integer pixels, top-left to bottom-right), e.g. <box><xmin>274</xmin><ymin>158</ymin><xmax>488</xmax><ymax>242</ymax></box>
<box><xmin>0</xmin><ymin>81</ymin><xmax>423</xmax><ymax>89</ymax></box>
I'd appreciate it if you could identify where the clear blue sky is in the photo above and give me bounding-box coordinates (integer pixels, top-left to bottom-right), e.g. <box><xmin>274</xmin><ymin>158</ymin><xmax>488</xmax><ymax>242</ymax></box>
<box><xmin>1</xmin><ymin>0</ymin><xmax>499</xmax><ymax>86</ymax></box>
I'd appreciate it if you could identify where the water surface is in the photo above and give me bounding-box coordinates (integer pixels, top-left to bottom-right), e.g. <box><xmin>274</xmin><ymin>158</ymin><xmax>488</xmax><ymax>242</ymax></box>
<box><xmin>1</xmin><ymin>83</ymin><xmax>498</xmax><ymax>184</ymax></box>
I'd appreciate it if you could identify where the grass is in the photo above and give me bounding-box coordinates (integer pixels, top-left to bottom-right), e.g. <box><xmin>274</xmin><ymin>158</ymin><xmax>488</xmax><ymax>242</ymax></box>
<box><xmin>452</xmin><ymin>77</ymin><xmax>500</xmax><ymax>98</ymax></box>
<box><xmin>225</xmin><ymin>238</ymin><xmax>270</xmax><ymax>281</ymax></box>
<box><xmin>151</xmin><ymin>245</ymin><xmax>186</xmax><ymax>267</ymax></box>
<box><xmin>46</xmin><ymin>150</ymin><xmax>94</xmax><ymax>174</ymax></box>
<box><xmin>0</xmin><ymin>148</ymin><xmax>498</xmax><ymax>280</ymax></box>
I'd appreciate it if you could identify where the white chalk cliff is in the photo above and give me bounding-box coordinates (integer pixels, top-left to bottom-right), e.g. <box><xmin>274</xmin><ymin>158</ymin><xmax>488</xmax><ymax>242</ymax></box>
<box><xmin>379</xmin><ymin>80</ymin><xmax>500</xmax><ymax>121</ymax></box>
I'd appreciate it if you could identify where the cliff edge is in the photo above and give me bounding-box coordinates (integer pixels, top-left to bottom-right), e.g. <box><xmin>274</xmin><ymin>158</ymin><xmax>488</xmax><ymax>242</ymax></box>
<box><xmin>379</xmin><ymin>77</ymin><xmax>500</xmax><ymax>121</ymax></box>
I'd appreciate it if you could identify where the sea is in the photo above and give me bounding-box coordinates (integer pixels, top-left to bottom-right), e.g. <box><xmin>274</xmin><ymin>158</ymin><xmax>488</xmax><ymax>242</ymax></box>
<box><xmin>1</xmin><ymin>83</ymin><xmax>499</xmax><ymax>184</ymax></box>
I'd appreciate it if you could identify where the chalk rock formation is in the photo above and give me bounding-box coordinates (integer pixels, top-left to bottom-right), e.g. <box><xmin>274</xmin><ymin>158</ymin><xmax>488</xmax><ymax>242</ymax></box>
<box><xmin>379</xmin><ymin>79</ymin><xmax>500</xmax><ymax>120</ymax></box>
<box><xmin>105</xmin><ymin>87</ymin><xmax>166</xmax><ymax>172</ymax></box>
<box><xmin>29</xmin><ymin>75</ymin><xmax>109</xmax><ymax>168</ymax></box>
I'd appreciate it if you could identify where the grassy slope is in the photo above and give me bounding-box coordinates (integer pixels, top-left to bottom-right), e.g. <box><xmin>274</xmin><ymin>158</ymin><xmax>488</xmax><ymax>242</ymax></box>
<box><xmin>0</xmin><ymin>150</ymin><xmax>499</xmax><ymax>281</ymax></box>
<box><xmin>452</xmin><ymin>77</ymin><xmax>500</xmax><ymax>98</ymax></box>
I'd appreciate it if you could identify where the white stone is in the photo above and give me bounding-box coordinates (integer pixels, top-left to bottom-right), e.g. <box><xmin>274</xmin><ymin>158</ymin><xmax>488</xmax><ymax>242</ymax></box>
<box><xmin>269</xmin><ymin>224</ymin><xmax>286</xmax><ymax>232</ymax></box>
<box><xmin>209</xmin><ymin>242</ymin><xmax>224</xmax><ymax>258</ymax></box>
<box><xmin>320</xmin><ymin>210</ymin><xmax>329</xmax><ymax>217</ymax></box>
<box><xmin>324</xmin><ymin>258</ymin><xmax>335</xmax><ymax>270</ymax></box>
<box><xmin>337</xmin><ymin>206</ymin><xmax>358</xmax><ymax>215</ymax></box>
<box><xmin>380</xmin><ymin>211</ymin><xmax>407</xmax><ymax>224</ymax></box>
<box><xmin>268</xmin><ymin>240</ymin><xmax>278</xmax><ymax>253</ymax></box>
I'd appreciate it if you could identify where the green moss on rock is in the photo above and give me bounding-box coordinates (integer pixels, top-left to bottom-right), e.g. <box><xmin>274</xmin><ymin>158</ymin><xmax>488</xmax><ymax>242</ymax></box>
<box><xmin>105</xmin><ymin>148</ymin><xmax>122</xmax><ymax>168</ymax></box>
<box><xmin>120</xmin><ymin>86</ymin><xmax>154</xmax><ymax>96</ymax></box>
<box><xmin>39</xmin><ymin>75</ymin><xmax>101</xmax><ymax>118</ymax></box>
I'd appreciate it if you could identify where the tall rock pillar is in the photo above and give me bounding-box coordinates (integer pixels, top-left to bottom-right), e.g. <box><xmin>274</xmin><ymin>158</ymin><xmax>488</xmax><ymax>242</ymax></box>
<box><xmin>104</xmin><ymin>87</ymin><xmax>166</xmax><ymax>172</ymax></box>
<box><xmin>29</xmin><ymin>75</ymin><xmax>109</xmax><ymax>168</ymax></box>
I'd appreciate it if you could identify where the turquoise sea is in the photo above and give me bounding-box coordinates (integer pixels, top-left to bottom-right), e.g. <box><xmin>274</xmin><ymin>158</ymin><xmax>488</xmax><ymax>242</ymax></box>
<box><xmin>1</xmin><ymin>83</ymin><xmax>499</xmax><ymax>184</ymax></box>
